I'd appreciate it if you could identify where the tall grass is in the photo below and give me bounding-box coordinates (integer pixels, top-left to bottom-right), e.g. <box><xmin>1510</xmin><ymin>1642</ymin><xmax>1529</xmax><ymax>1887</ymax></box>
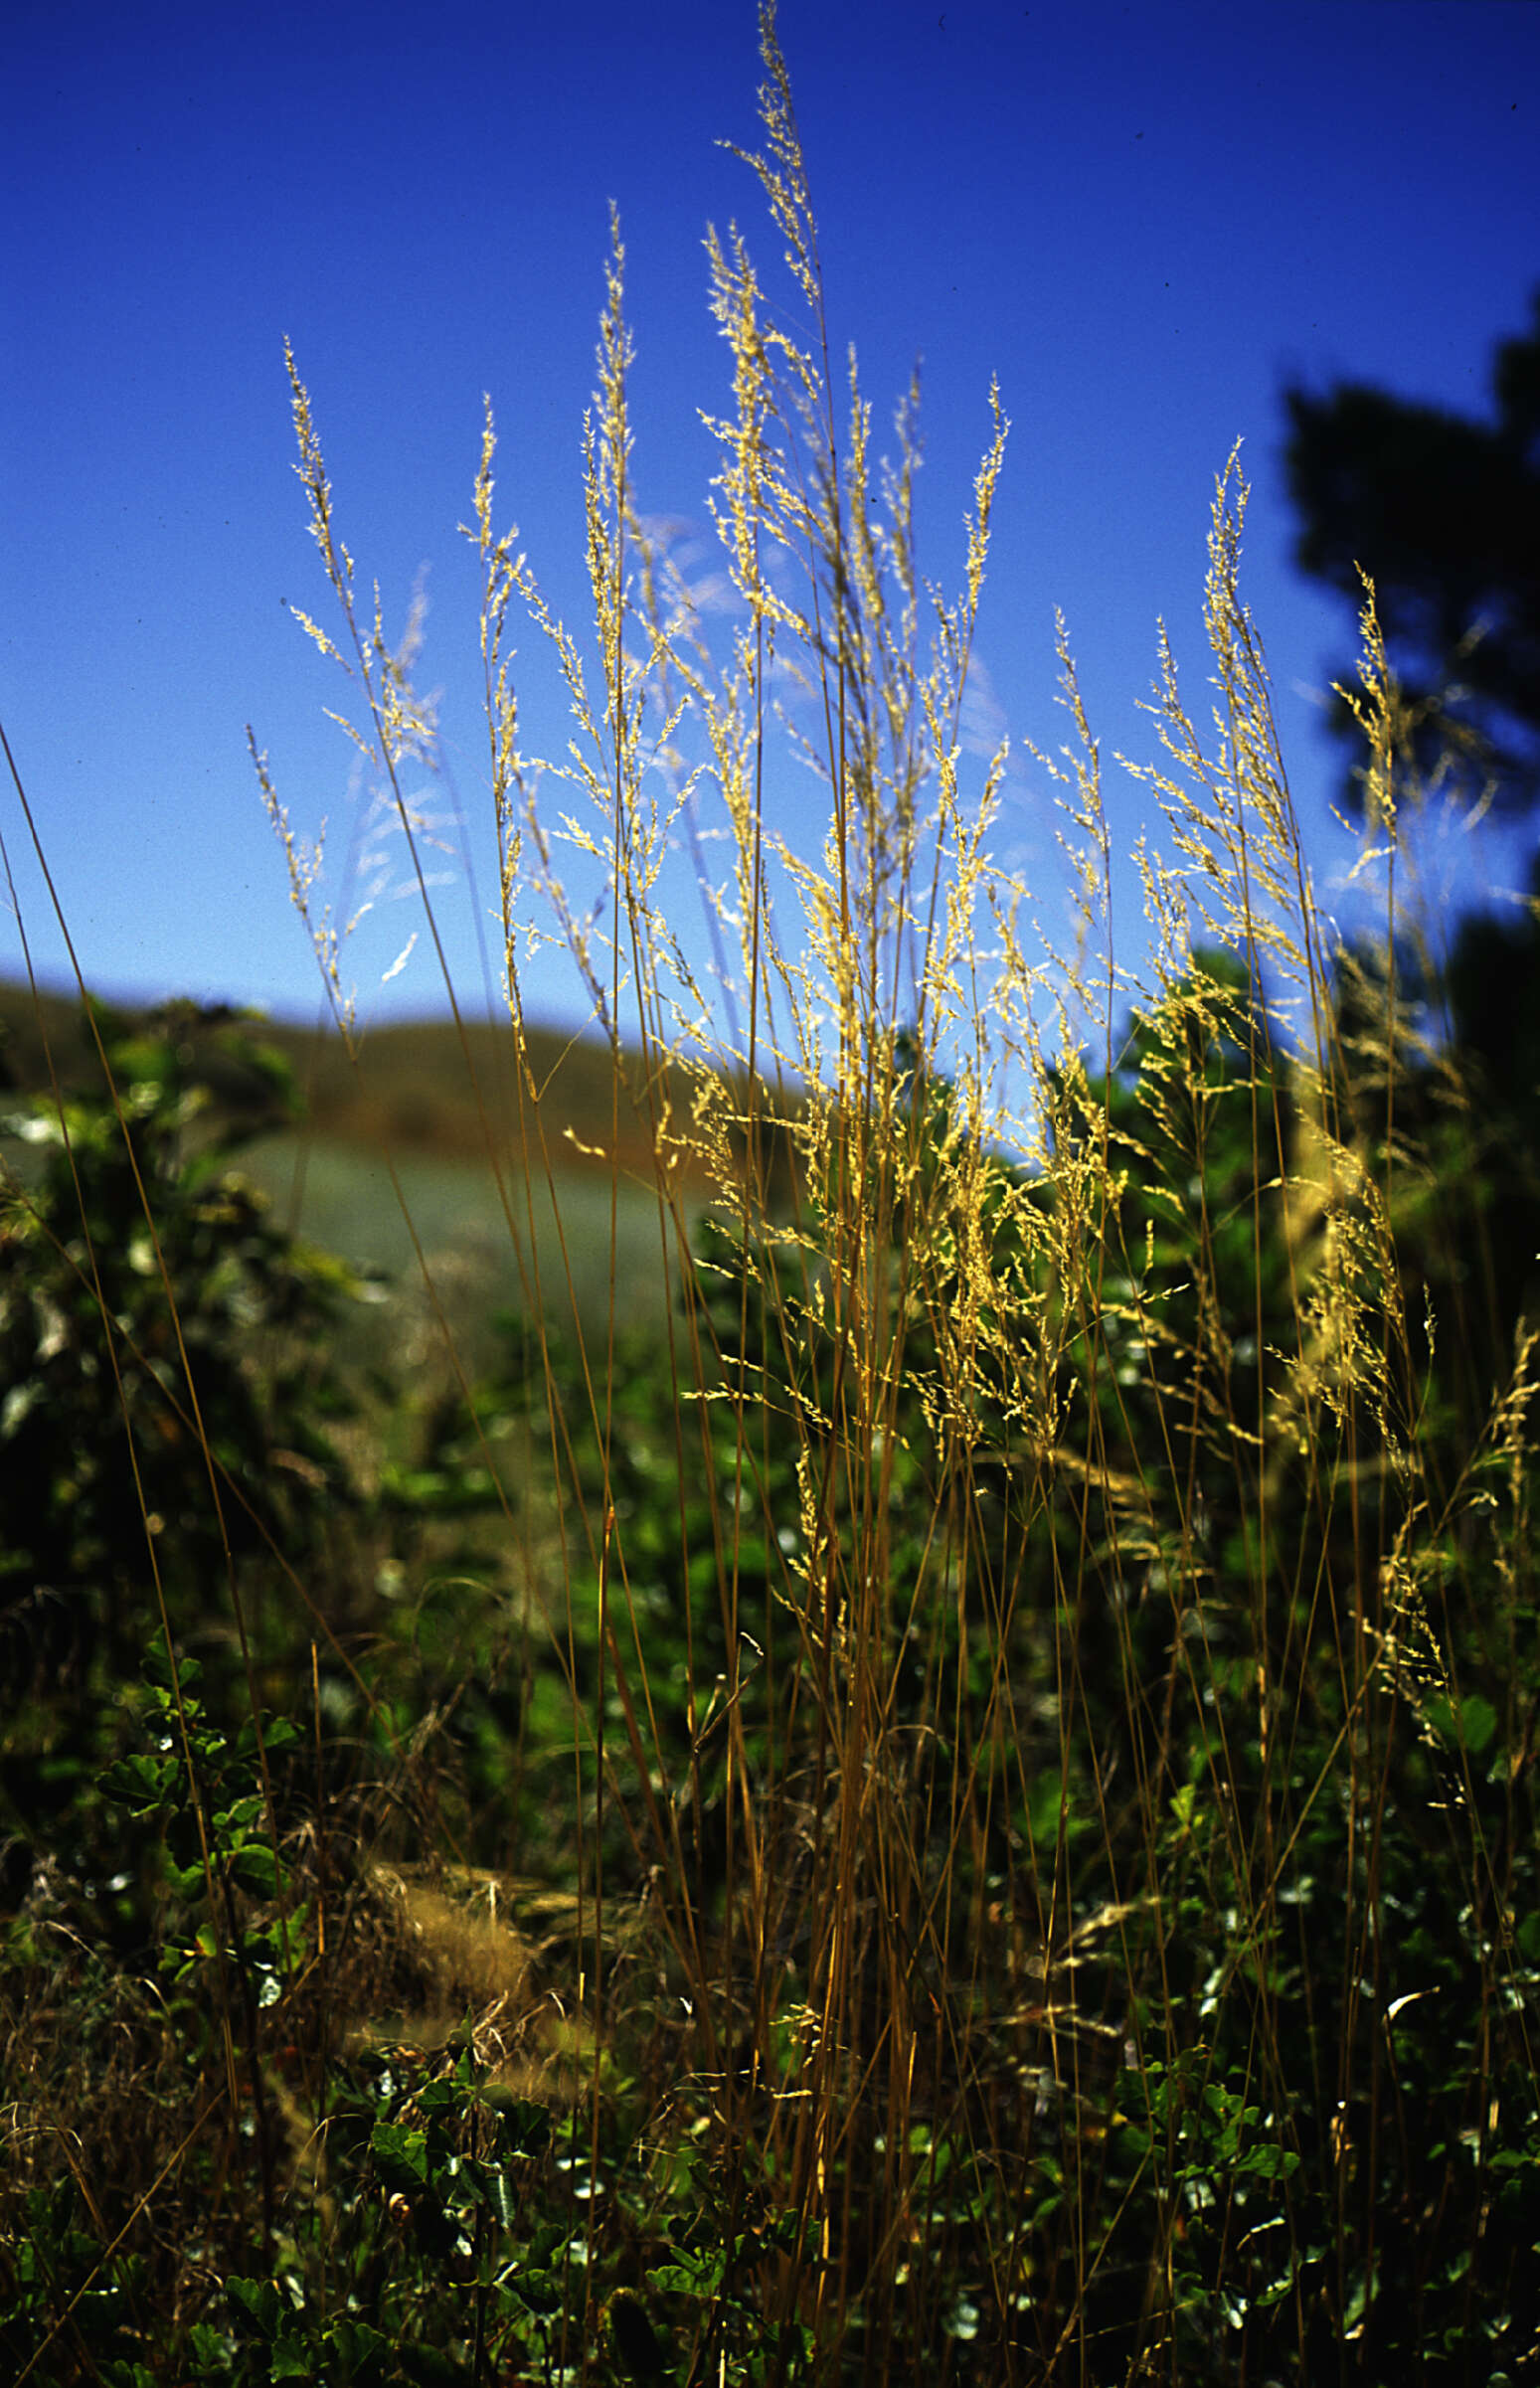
<box><xmin>3</xmin><ymin>6</ymin><xmax>1537</xmax><ymax>2382</ymax></box>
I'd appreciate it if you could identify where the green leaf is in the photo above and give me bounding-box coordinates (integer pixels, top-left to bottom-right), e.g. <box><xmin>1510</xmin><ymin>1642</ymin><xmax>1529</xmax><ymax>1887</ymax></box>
<box><xmin>648</xmin><ymin>2247</ymin><xmax>727</xmax><ymax>2298</ymax></box>
<box><xmin>227</xmin><ymin>2274</ymin><xmax>283</xmax><ymax>2337</ymax></box>
<box><xmin>1239</xmin><ymin>2141</ymin><xmax>1301</xmax><ymax>2181</ymax></box>
<box><xmin>327</xmin><ymin>2318</ymin><xmax>391</xmax><ymax>2376</ymax></box>
<box><xmin>144</xmin><ymin>1639</ymin><xmax>201</xmax><ymax>1693</ymax></box>
<box><xmin>369</xmin><ymin>2121</ymin><xmax>429</xmax><ymax>2189</ymax></box>
<box><xmin>1457</xmin><ymin>1693</ymin><xmax>1498</xmax><ymax>1758</ymax></box>
<box><xmin>230</xmin><ymin>1841</ymin><xmax>279</xmax><ymax>1896</ymax></box>
<box><xmin>486</xmin><ymin>2093</ymin><xmax>552</xmax><ymax>2157</ymax></box>
<box><xmin>99</xmin><ymin>1752</ymin><xmax>175</xmax><ymax>1813</ymax></box>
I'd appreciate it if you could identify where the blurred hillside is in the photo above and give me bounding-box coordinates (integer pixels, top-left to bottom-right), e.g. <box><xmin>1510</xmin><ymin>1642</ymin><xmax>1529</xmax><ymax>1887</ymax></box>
<box><xmin>0</xmin><ymin>982</ymin><xmax>798</xmax><ymax>1192</ymax></box>
<box><xmin>0</xmin><ymin>983</ymin><xmax>799</xmax><ymax>1352</ymax></box>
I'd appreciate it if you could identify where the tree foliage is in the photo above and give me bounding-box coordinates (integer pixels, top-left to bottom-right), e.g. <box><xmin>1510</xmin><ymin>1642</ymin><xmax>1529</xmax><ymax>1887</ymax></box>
<box><xmin>1283</xmin><ymin>286</ymin><xmax>1540</xmax><ymax>812</ymax></box>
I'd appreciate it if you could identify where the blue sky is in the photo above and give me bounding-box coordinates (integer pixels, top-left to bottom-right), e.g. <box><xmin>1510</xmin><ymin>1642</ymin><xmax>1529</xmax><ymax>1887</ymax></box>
<box><xmin>4</xmin><ymin>0</ymin><xmax>1538</xmax><ymax>1044</ymax></box>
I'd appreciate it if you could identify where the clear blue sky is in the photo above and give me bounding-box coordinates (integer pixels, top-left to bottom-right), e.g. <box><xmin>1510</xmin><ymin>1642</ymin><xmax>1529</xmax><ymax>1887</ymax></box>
<box><xmin>5</xmin><ymin>0</ymin><xmax>1537</xmax><ymax>1041</ymax></box>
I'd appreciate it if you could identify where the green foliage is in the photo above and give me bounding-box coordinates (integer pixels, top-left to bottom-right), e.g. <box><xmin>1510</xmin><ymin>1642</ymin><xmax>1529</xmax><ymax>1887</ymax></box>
<box><xmin>0</xmin><ymin>998</ymin><xmax>365</xmax><ymax>1671</ymax></box>
<box><xmin>6</xmin><ymin>972</ymin><xmax>1540</xmax><ymax>2382</ymax></box>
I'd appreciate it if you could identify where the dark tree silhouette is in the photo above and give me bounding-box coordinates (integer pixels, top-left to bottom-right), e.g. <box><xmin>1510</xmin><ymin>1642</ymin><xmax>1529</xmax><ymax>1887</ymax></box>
<box><xmin>1284</xmin><ymin>286</ymin><xmax>1540</xmax><ymax>814</ymax></box>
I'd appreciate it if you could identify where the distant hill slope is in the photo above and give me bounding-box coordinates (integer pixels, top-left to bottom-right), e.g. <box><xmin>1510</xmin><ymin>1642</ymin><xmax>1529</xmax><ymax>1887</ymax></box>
<box><xmin>0</xmin><ymin>981</ymin><xmax>798</xmax><ymax>1200</ymax></box>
